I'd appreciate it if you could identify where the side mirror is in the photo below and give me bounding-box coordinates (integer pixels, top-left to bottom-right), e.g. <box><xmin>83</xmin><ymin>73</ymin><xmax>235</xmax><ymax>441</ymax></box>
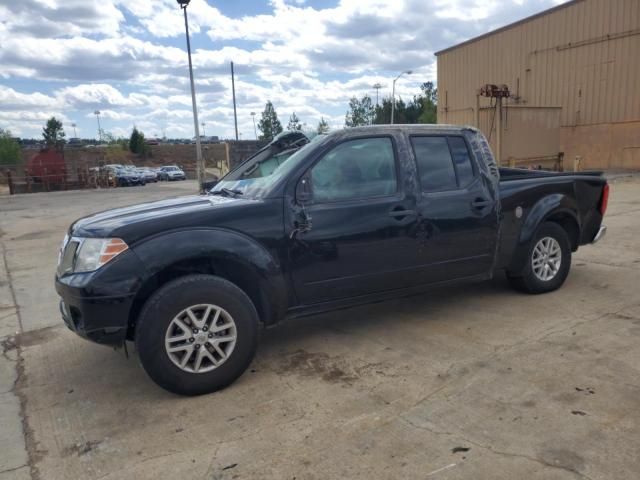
<box><xmin>296</xmin><ymin>176</ymin><xmax>312</xmax><ymax>204</ymax></box>
<box><xmin>203</xmin><ymin>179</ymin><xmax>218</xmax><ymax>191</ymax></box>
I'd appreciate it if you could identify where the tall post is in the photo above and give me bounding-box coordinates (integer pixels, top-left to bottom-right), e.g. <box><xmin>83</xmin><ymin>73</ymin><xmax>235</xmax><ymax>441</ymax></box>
<box><xmin>391</xmin><ymin>70</ymin><xmax>411</xmax><ymax>125</ymax></box>
<box><xmin>496</xmin><ymin>96</ymin><xmax>503</xmax><ymax>166</ymax></box>
<box><xmin>231</xmin><ymin>61</ymin><xmax>239</xmax><ymax>141</ymax></box>
<box><xmin>94</xmin><ymin>111</ymin><xmax>102</xmax><ymax>142</ymax></box>
<box><xmin>181</xmin><ymin>4</ymin><xmax>204</xmax><ymax>193</ymax></box>
<box><xmin>391</xmin><ymin>79</ymin><xmax>397</xmax><ymax>125</ymax></box>
<box><xmin>251</xmin><ymin>112</ymin><xmax>257</xmax><ymax>139</ymax></box>
<box><xmin>475</xmin><ymin>94</ymin><xmax>480</xmax><ymax>129</ymax></box>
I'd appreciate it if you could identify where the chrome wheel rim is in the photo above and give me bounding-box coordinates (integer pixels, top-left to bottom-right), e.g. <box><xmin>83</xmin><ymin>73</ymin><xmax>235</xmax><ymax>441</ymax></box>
<box><xmin>164</xmin><ymin>304</ymin><xmax>237</xmax><ymax>374</ymax></box>
<box><xmin>532</xmin><ymin>236</ymin><xmax>562</xmax><ymax>282</ymax></box>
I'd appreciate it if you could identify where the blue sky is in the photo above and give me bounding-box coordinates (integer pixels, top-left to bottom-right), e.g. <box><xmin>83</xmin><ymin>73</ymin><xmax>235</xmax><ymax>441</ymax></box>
<box><xmin>0</xmin><ymin>0</ymin><xmax>566</xmax><ymax>140</ymax></box>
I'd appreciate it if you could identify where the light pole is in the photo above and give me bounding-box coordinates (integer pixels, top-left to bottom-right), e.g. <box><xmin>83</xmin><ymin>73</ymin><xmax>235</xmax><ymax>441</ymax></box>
<box><xmin>93</xmin><ymin>110</ymin><xmax>102</xmax><ymax>142</ymax></box>
<box><xmin>250</xmin><ymin>112</ymin><xmax>257</xmax><ymax>139</ymax></box>
<box><xmin>231</xmin><ymin>61</ymin><xmax>239</xmax><ymax>141</ymax></box>
<box><xmin>71</xmin><ymin>123</ymin><xmax>77</xmax><ymax>138</ymax></box>
<box><xmin>372</xmin><ymin>83</ymin><xmax>382</xmax><ymax>107</ymax></box>
<box><xmin>177</xmin><ymin>0</ymin><xmax>205</xmax><ymax>193</ymax></box>
<box><xmin>391</xmin><ymin>70</ymin><xmax>412</xmax><ymax>124</ymax></box>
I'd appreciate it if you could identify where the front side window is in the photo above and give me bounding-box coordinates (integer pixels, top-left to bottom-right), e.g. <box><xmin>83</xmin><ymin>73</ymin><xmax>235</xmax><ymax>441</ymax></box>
<box><xmin>310</xmin><ymin>137</ymin><xmax>397</xmax><ymax>203</ymax></box>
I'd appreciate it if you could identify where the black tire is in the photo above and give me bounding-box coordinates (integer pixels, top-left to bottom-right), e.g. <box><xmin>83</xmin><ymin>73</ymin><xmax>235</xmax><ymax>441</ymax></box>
<box><xmin>135</xmin><ymin>274</ymin><xmax>259</xmax><ymax>395</ymax></box>
<box><xmin>507</xmin><ymin>222</ymin><xmax>572</xmax><ymax>294</ymax></box>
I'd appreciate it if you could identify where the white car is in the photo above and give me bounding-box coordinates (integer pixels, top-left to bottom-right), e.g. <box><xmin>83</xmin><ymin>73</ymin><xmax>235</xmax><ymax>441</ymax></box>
<box><xmin>158</xmin><ymin>166</ymin><xmax>186</xmax><ymax>181</ymax></box>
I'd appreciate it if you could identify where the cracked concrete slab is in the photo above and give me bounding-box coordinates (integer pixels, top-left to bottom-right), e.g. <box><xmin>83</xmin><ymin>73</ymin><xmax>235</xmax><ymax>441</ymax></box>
<box><xmin>0</xmin><ymin>467</ymin><xmax>30</xmax><ymax>480</ymax></box>
<box><xmin>1</xmin><ymin>178</ymin><xmax>639</xmax><ymax>479</ymax></box>
<box><xmin>0</xmin><ymin>392</ymin><xmax>28</xmax><ymax>473</ymax></box>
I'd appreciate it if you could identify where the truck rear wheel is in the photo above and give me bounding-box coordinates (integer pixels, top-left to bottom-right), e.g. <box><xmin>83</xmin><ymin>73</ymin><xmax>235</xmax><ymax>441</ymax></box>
<box><xmin>507</xmin><ymin>222</ymin><xmax>572</xmax><ymax>294</ymax></box>
<box><xmin>135</xmin><ymin>274</ymin><xmax>259</xmax><ymax>395</ymax></box>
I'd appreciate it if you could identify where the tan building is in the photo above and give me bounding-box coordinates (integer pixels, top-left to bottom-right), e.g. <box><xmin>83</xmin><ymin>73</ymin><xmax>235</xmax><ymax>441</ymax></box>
<box><xmin>435</xmin><ymin>0</ymin><xmax>640</xmax><ymax>170</ymax></box>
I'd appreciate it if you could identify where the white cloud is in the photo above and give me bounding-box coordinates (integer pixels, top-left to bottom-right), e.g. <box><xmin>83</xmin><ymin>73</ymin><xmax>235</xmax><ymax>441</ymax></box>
<box><xmin>0</xmin><ymin>0</ymin><xmax>568</xmax><ymax>138</ymax></box>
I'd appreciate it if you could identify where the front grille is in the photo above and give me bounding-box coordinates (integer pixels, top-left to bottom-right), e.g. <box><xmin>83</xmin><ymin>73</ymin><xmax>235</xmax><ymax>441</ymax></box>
<box><xmin>58</xmin><ymin>240</ymin><xmax>79</xmax><ymax>276</ymax></box>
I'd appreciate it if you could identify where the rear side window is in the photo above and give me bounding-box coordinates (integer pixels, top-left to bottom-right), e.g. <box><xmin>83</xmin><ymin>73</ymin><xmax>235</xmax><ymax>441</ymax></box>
<box><xmin>448</xmin><ymin>137</ymin><xmax>475</xmax><ymax>187</ymax></box>
<box><xmin>411</xmin><ymin>137</ymin><xmax>456</xmax><ymax>191</ymax></box>
<box><xmin>411</xmin><ymin>136</ymin><xmax>475</xmax><ymax>192</ymax></box>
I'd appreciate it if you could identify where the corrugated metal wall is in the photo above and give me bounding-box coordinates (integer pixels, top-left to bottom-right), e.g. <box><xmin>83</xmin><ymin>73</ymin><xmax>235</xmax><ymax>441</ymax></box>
<box><xmin>436</xmin><ymin>0</ymin><xmax>640</xmax><ymax>168</ymax></box>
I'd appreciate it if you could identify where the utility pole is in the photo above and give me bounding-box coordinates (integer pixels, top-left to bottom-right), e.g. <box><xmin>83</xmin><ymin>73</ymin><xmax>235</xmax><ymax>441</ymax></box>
<box><xmin>231</xmin><ymin>61</ymin><xmax>238</xmax><ymax>141</ymax></box>
<box><xmin>177</xmin><ymin>0</ymin><xmax>204</xmax><ymax>193</ymax></box>
<box><xmin>250</xmin><ymin>112</ymin><xmax>257</xmax><ymax>139</ymax></box>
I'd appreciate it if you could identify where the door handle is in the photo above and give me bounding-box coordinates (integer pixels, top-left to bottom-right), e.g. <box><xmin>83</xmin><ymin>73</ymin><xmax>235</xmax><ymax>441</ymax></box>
<box><xmin>388</xmin><ymin>208</ymin><xmax>417</xmax><ymax>219</ymax></box>
<box><xmin>471</xmin><ymin>198</ymin><xmax>491</xmax><ymax>209</ymax></box>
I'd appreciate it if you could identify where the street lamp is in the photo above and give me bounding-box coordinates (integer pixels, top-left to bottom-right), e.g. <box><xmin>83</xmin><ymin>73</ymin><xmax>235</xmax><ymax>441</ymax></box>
<box><xmin>250</xmin><ymin>112</ymin><xmax>257</xmax><ymax>139</ymax></box>
<box><xmin>93</xmin><ymin>110</ymin><xmax>102</xmax><ymax>142</ymax></box>
<box><xmin>177</xmin><ymin>0</ymin><xmax>205</xmax><ymax>193</ymax></box>
<box><xmin>391</xmin><ymin>70</ymin><xmax>412</xmax><ymax>124</ymax></box>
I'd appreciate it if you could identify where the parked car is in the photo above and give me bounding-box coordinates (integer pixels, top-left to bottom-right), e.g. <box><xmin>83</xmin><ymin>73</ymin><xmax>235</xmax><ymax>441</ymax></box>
<box><xmin>158</xmin><ymin>165</ymin><xmax>186</xmax><ymax>181</ymax></box>
<box><xmin>137</xmin><ymin>167</ymin><xmax>158</xmax><ymax>183</ymax></box>
<box><xmin>111</xmin><ymin>167</ymin><xmax>145</xmax><ymax>187</ymax></box>
<box><xmin>55</xmin><ymin>125</ymin><xmax>608</xmax><ymax>395</ymax></box>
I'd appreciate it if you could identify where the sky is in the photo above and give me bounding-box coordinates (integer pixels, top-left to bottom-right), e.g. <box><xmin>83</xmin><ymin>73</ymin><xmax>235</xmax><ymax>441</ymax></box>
<box><xmin>0</xmin><ymin>0</ymin><xmax>567</xmax><ymax>140</ymax></box>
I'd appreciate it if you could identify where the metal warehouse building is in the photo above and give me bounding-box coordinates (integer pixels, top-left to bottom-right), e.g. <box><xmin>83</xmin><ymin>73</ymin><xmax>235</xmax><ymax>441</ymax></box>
<box><xmin>435</xmin><ymin>0</ymin><xmax>639</xmax><ymax>170</ymax></box>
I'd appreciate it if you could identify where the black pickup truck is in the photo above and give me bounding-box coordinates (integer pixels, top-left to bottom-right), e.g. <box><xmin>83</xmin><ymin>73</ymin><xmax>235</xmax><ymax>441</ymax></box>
<box><xmin>55</xmin><ymin>125</ymin><xmax>608</xmax><ymax>395</ymax></box>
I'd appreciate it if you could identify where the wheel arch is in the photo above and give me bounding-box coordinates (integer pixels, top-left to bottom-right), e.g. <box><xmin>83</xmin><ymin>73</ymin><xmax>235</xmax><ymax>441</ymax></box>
<box><xmin>509</xmin><ymin>194</ymin><xmax>580</xmax><ymax>274</ymax></box>
<box><xmin>127</xmin><ymin>229</ymin><xmax>288</xmax><ymax>339</ymax></box>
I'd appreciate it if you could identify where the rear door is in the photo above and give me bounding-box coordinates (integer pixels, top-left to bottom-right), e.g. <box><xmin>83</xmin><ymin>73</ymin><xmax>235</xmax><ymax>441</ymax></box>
<box><xmin>411</xmin><ymin>135</ymin><xmax>498</xmax><ymax>283</ymax></box>
<box><xmin>288</xmin><ymin>135</ymin><xmax>422</xmax><ymax>304</ymax></box>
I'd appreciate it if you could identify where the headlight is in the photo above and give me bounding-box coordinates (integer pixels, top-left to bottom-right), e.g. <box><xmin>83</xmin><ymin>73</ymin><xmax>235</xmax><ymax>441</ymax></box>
<box><xmin>74</xmin><ymin>238</ymin><xmax>129</xmax><ymax>273</ymax></box>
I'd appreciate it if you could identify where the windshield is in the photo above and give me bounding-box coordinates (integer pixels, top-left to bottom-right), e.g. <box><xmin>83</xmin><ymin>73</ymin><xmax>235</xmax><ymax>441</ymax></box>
<box><xmin>212</xmin><ymin>134</ymin><xmax>326</xmax><ymax>199</ymax></box>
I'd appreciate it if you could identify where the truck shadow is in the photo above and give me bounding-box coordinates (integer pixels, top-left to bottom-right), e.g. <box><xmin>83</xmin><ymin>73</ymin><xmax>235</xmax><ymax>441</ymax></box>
<box><xmin>258</xmin><ymin>275</ymin><xmax>513</xmax><ymax>356</ymax></box>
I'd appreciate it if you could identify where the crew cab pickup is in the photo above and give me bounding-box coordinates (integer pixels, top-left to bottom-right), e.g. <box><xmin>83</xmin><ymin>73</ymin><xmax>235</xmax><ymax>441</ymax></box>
<box><xmin>55</xmin><ymin>125</ymin><xmax>609</xmax><ymax>395</ymax></box>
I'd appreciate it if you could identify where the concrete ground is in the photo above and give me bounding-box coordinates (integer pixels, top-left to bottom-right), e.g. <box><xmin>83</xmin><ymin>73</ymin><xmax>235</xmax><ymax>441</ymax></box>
<box><xmin>1</xmin><ymin>178</ymin><xmax>639</xmax><ymax>480</ymax></box>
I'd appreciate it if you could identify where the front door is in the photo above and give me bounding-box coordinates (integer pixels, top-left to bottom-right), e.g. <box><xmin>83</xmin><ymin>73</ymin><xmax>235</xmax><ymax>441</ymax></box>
<box><xmin>288</xmin><ymin>135</ymin><xmax>421</xmax><ymax>304</ymax></box>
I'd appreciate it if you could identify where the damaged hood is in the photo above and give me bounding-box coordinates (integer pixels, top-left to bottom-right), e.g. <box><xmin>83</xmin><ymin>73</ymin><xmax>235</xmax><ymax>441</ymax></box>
<box><xmin>69</xmin><ymin>194</ymin><xmax>252</xmax><ymax>242</ymax></box>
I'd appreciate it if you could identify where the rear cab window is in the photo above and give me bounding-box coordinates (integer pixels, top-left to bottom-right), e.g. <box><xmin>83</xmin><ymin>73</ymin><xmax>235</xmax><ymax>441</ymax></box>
<box><xmin>410</xmin><ymin>135</ymin><xmax>476</xmax><ymax>192</ymax></box>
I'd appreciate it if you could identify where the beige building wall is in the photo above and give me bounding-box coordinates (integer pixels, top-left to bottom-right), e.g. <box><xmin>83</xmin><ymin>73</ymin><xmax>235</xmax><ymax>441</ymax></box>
<box><xmin>436</xmin><ymin>0</ymin><xmax>640</xmax><ymax>170</ymax></box>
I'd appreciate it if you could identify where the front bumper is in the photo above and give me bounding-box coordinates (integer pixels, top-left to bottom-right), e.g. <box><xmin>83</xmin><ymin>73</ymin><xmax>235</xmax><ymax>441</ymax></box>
<box><xmin>592</xmin><ymin>224</ymin><xmax>607</xmax><ymax>243</ymax></box>
<box><xmin>55</xmin><ymin>250</ymin><xmax>146</xmax><ymax>345</ymax></box>
<box><xmin>57</xmin><ymin>287</ymin><xmax>133</xmax><ymax>345</ymax></box>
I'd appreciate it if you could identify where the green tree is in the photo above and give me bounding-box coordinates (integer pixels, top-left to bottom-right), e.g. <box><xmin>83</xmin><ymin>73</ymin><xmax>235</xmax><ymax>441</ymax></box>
<box><xmin>257</xmin><ymin>101</ymin><xmax>283</xmax><ymax>141</ymax></box>
<box><xmin>42</xmin><ymin>117</ymin><xmax>65</xmax><ymax>147</ymax></box>
<box><xmin>129</xmin><ymin>127</ymin><xmax>150</xmax><ymax>157</ymax></box>
<box><xmin>287</xmin><ymin>112</ymin><xmax>302</xmax><ymax>131</ymax></box>
<box><xmin>371</xmin><ymin>82</ymin><xmax>438</xmax><ymax>125</ymax></box>
<box><xmin>317</xmin><ymin>117</ymin><xmax>330</xmax><ymax>134</ymax></box>
<box><xmin>417</xmin><ymin>81</ymin><xmax>438</xmax><ymax>124</ymax></box>
<box><xmin>0</xmin><ymin>129</ymin><xmax>21</xmax><ymax>166</ymax></box>
<box><xmin>345</xmin><ymin>95</ymin><xmax>375</xmax><ymax>127</ymax></box>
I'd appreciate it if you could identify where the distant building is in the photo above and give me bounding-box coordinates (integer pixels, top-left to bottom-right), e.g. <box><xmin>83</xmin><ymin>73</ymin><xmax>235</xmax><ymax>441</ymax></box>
<box><xmin>435</xmin><ymin>0</ymin><xmax>640</xmax><ymax>170</ymax></box>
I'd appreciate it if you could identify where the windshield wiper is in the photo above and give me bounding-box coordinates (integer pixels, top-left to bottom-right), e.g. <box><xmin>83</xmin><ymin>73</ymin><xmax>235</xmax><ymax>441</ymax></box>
<box><xmin>210</xmin><ymin>188</ymin><xmax>243</xmax><ymax>198</ymax></box>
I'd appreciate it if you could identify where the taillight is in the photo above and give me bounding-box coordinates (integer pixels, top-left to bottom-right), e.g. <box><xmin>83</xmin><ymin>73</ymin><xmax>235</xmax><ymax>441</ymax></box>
<box><xmin>599</xmin><ymin>183</ymin><xmax>609</xmax><ymax>216</ymax></box>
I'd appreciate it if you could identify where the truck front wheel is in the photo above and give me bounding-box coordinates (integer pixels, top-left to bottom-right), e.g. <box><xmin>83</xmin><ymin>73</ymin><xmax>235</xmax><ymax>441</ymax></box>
<box><xmin>135</xmin><ymin>274</ymin><xmax>259</xmax><ymax>395</ymax></box>
<box><xmin>507</xmin><ymin>222</ymin><xmax>572</xmax><ymax>294</ymax></box>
